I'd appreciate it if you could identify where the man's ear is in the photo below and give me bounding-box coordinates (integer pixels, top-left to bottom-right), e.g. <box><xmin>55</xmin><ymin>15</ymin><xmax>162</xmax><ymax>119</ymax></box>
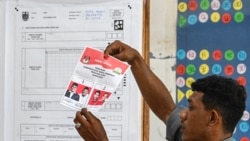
<box><xmin>209</xmin><ymin>110</ymin><xmax>220</xmax><ymax>125</ymax></box>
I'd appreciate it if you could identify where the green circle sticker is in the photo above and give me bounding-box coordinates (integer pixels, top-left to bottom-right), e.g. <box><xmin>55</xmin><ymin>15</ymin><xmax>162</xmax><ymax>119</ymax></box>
<box><xmin>225</xmin><ymin>50</ymin><xmax>235</xmax><ymax>61</ymax></box>
<box><xmin>200</xmin><ymin>0</ymin><xmax>210</xmax><ymax>10</ymax></box>
<box><xmin>186</xmin><ymin>64</ymin><xmax>196</xmax><ymax>75</ymax></box>
<box><xmin>234</xmin><ymin>12</ymin><xmax>244</xmax><ymax>23</ymax></box>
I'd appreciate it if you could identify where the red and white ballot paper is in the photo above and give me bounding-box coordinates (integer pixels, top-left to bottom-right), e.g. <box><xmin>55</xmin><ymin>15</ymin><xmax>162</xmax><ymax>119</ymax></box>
<box><xmin>60</xmin><ymin>46</ymin><xmax>130</xmax><ymax>111</ymax></box>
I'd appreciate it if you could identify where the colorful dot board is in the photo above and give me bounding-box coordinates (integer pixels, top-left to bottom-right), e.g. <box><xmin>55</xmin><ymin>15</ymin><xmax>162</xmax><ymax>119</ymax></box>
<box><xmin>176</xmin><ymin>0</ymin><xmax>250</xmax><ymax>140</ymax></box>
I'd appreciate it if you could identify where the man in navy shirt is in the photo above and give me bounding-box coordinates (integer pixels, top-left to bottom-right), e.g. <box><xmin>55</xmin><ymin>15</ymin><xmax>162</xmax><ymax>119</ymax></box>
<box><xmin>74</xmin><ymin>40</ymin><xmax>246</xmax><ymax>141</ymax></box>
<box><xmin>65</xmin><ymin>82</ymin><xmax>80</xmax><ymax>101</ymax></box>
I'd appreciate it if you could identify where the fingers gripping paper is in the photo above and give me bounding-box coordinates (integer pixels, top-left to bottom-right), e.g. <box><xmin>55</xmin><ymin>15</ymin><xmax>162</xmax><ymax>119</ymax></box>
<box><xmin>60</xmin><ymin>46</ymin><xmax>130</xmax><ymax>111</ymax></box>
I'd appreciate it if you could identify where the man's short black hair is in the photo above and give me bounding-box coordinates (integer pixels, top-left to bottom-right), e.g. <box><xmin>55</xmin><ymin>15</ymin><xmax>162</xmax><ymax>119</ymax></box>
<box><xmin>191</xmin><ymin>75</ymin><xmax>246</xmax><ymax>133</ymax></box>
<box><xmin>72</xmin><ymin>83</ymin><xmax>78</xmax><ymax>87</ymax></box>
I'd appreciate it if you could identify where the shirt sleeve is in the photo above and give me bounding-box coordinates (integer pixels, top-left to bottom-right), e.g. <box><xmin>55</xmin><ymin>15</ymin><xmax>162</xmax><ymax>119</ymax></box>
<box><xmin>166</xmin><ymin>106</ymin><xmax>186</xmax><ymax>141</ymax></box>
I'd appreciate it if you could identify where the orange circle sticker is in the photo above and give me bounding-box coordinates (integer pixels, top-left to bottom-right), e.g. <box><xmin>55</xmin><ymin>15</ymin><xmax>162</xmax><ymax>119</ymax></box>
<box><xmin>224</xmin><ymin>65</ymin><xmax>234</xmax><ymax>76</ymax></box>
<box><xmin>237</xmin><ymin>76</ymin><xmax>247</xmax><ymax>86</ymax></box>
<box><xmin>188</xmin><ymin>0</ymin><xmax>198</xmax><ymax>11</ymax></box>
<box><xmin>177</xmin><ymin>64</ymin><xmax>186</xmax><ymax>75</ymax></box>
<box><xmin>222</xmin><ymin>13</ymin><xmax>232</xmax><ymax>24</ymax></box>
<box><xmin>212</xmin><ymin>50</ymin><xmax>223</xmax><ymax>61</ymax></box>
<box><xmin>240</xmin><ymin>137</ymin><xmax>250</xmax><ymax>141</ymax></box>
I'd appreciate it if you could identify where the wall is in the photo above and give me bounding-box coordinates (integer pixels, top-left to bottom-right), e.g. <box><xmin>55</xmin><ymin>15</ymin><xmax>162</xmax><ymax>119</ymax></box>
<box><xmin>149</xmin><ymin>0</ymin><xmax>177</xmax><ymax>140</ymax></box>
<box><xmin>0</xmin><ymin>1</ymin><xmax>5</xmax><ymax>141</ymax></box>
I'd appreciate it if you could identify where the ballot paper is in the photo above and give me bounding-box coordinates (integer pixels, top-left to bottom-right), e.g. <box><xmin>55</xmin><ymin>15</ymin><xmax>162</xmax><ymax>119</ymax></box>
<box><xmin>60</xmin><ymin>46</ymin><xmax>130</xmax><ymax>111</ymax></box>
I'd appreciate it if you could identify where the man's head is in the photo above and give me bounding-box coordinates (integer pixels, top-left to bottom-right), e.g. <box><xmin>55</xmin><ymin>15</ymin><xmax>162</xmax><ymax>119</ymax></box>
<box><xmin>71</xmin><ymin>83</ymin><xmax>78</xmax><ymax>92</ymax></box>
<box><xmin>94</xmin><ymin>90</ymin><xmax>100</xmax><ymax>97</ymax></box>
<box><xmin>82</xmin><ymin>87</ymin><xmax>89</xmax><ymax>96</ymax></box>
<box><xmin>180</xmin><ymin>75</ymin><xmax>246</xmax><ymax>141</ymax></box>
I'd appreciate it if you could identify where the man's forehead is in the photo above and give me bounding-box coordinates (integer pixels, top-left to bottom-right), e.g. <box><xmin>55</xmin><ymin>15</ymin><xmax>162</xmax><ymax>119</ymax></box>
<box><xmin>188</xmin><ymin>91</ymin><xmax>204</xmax><ymax>103</ymax></box>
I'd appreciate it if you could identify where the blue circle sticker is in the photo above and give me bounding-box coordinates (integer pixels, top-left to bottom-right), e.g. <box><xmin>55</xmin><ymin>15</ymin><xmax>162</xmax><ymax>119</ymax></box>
<box><xmin>237</xmin><ymin>50</ymin><xmax>247</xmax><ymax>61</ymax></box>
<box><xmin>212</xmin><ymin>64</ymin><xmax>222</xmax><ymax>74</ymax></box>
<box><xmin>222</xmin><ymin>0</ymin><xmax>231</xmax><ymax>11</ymax></box>
<box><xmin>188</xmin><ymin>14</ymin><xmax>198</xmax><ymax>25</ymax></box>
<box><xmin>239</xmin><ymin>122</ymin><xmax>249</xmax><ymax>133</ymax></box>
<box><xmin>177</xmin><ymin>49</ymin><xmax>186</xmax><ymax>60</ymax></box>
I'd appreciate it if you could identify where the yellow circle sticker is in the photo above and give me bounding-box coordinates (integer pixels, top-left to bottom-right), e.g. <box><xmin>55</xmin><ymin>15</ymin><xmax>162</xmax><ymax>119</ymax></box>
<box><xmin>186</xmin><ymin>77</ymin><xmax>195</xmax><ymax>88</ymax></box>
<box><xmin>199</xmin><ymin>64</ymin><xmax>210</xmax><ymax>75</ymax></box>
<box><xmin>210</xmin><ymin>12</ymin><xmax>221</xmax><ymax>23</ymax></box>
<box><xmin>186</xmin><ymin>89</ymin><xmax>193</xmax><ymax>99</ymax></box>
<box><xmin>178</xmin><ymin>2</ymin><xmax>188</xmax><ymax>12</ymax></box>
<box><xmin>233</xmin><ymin>0</ymin><xmax>243</xmax><ymax>11</ymax></box>
<box><xmin>200</xmin><ymin>49</ymin><xmax>210</xmax><ymax>60</ymax></box>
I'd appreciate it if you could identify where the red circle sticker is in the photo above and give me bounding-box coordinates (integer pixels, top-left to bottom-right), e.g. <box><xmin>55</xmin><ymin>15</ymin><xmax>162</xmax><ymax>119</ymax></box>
<box><xmin>212</xmin><ymin>50</ymin><xmax>223</xmax><ymax>61</ymax></box>
<box><xmin>177</xmin><ymin>64</ymin><xmax>186</xmax><ymax>75</ymax></box>
<box><xmin>188</xmin><ymin>0</ymin><xmax>198</xmax><ymax>11</ymax></box>
<box><xmin>222</xmin><ymin>13</ymin><xmax>231</xmax><ymax>24</ymax></box>
<box><xmin>224</xmin><ymin>65</ymin><xmax>234</xmax><ymax>76</ymax></box>
<box><xmin>237</xmin><ymin>76</ymin><xmax>247</xmax><ymax>86</ymax></box>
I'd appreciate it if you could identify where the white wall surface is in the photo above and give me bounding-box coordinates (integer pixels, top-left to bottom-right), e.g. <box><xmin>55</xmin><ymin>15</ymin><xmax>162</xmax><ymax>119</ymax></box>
<box><xmin>149</xmin><ymin>0</ymin><xmax>177</xmax><ymax>141</ymax></box>
<box><xmin>0</xmin><ymin>1</ymin><xmax>6</xmax><ymax>141</ymax></box>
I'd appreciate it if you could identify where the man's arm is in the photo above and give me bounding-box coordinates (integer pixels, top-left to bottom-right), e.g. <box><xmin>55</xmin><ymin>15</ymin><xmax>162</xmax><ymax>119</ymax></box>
<box><xmin>74</xmin><ymin>41</ymin><xmax>177</xmax><ymax>141</ymax></box>
<box><xmin>104</xmin><ymin>40</ymin><xmax>176</xmax><ymax>122</ymax></box>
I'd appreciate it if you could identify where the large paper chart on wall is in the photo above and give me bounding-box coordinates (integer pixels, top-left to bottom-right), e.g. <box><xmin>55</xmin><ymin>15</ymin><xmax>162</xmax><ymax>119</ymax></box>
<box><xmin>176</xmin><ymin>0</ymin><xmax>250</xmax><ymax>140</ymax></box>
